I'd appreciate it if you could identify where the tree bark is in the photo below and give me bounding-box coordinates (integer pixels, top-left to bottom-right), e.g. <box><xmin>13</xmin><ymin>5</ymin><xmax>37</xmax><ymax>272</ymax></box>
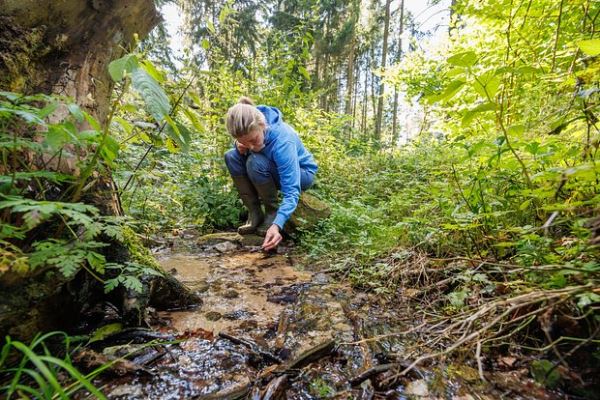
<box><xmin>0</xmin><ymin>0</ymin><xmax>199</xmax><ymax>341</ymax></box>
<box><xmin>391</xmin><ymin>0</ymin><xmax>405</xmax><ymax>146</ymax></box>
<box><xmin>352</xmin><ymin>61</ymin><xmax>359</xmax><ymax>131</ymax></box>
<box><xmin>345</xmin><ymin>36</ymin><xmax>356</xmax><ymax>116</ymax></box>
<box><xmin>345</xmin><ymin>0</ymin><xmax>359</xmax><ymax>118</ymax></box>
<box><xmin>374</xmin><ymin>0</ymin><xmax>392</xmax><ymax>143</ymax></box>
<box><xmin>0</xmin><ymin>0</ymin><xmax>160</xmax><ymax>123</ymax></box>
<box><xmin>362</xmin><ymin>55</ymin><xmax>369</xmax><ymax>134</ymax></box>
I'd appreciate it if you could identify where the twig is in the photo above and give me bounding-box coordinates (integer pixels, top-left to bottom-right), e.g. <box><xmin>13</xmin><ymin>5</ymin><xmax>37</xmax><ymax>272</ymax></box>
<box><xmin>476</xmin><ymin>341</ymin><xmax>485</xmax><ymax>382</ymax></box>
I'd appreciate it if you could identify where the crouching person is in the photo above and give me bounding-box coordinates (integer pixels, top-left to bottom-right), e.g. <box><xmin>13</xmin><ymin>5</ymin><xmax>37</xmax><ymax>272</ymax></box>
<box><xmin>224</xmin><ymin>97</ymin><xmax>318</xmax><ymax>251</ymax></box>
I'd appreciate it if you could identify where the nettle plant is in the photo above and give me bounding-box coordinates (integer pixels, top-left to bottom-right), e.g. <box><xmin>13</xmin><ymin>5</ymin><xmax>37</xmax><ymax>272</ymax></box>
<box><xmin>0</xmin><ymin>53</ymin><xmax>190</xmax><ymax>292</ymax></box>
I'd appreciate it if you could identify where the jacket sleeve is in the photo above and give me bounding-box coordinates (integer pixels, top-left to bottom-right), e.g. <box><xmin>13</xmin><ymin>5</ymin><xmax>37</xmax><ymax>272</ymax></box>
<box><xmin>272</xmin><ymin>140</ymin><xmax>301</xmax><ymax>229</ymax></box>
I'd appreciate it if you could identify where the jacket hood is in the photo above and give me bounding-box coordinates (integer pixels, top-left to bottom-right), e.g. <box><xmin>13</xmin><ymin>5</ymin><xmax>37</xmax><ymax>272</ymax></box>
<box><xmin>257</xmin><ymin>105</ymin><xmax>282</xmax><ymax>128</ymax></box>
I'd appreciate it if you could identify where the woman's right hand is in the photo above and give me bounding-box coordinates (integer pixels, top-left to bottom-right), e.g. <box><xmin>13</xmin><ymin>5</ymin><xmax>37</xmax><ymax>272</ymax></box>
<box><xmin>236</xmin><ymin>140</ymin><xmax>249</xmax><ymax>155</ymax></box>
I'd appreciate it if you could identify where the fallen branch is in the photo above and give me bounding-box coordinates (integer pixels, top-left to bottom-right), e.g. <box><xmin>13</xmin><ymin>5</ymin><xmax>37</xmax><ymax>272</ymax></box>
<box><xmin>349</xmin><ymin>363</ymin><xmax>420</xmax><ymax>386</ymax></box>
<box><xmin>285</xmin><ymin>339</ymin><xmax>336</xmax><ymax>370</ymax></box>
<box><xmin>218</xmin><ymin>332</ymin><xmax>283</xmax><ymax>364</ymax></box>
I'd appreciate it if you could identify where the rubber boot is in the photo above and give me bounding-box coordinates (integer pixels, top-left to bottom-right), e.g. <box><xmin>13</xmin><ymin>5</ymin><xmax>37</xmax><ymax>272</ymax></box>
<box><xmin>254</xmin><ymin>179</ymin><xmax>279</xmax><ymax>235</ymax></box>
<box><xmin>232</xmin><ymin>176</ymin><xmax>264</xmax><ymax>235</ymax></box>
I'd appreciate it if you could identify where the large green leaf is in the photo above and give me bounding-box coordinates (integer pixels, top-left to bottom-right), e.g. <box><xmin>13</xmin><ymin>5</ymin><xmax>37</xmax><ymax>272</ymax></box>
<box><xmin>447</xmin><ymin>51</ymin><xmax>477</xmax><ymax>67</ymax></box>
<box><xmin>473</xmin><ymin>70</ymin><xmax>501</xmax><ymax>99</ymax></box>
<box><xmin>424</xmin><ymin>79</ymin><xmax>466</xmax><ymax>104</ymax></box>
<box><xmin>108</xmin><ymin>54</ymin><xmax>139</xmax><ymax>82</ymax></box>
<box><xmin>163</xmin><ymin>117</ymin><xmax>192</xmax><ymax>152</ymax></box>
<box><xmin>461</xmin><ymin>102</ymin><xmax>497</xmax><ymax>126</ymax></box>
<box><xmin>577</xmin><ymin>39</ymin><xmax>600</xmax><ymax>56</ymax></box>
<box><xmin>130</xmin><ymin>68</ymin><xmax>171</xmax><ymax>123</ymax></box>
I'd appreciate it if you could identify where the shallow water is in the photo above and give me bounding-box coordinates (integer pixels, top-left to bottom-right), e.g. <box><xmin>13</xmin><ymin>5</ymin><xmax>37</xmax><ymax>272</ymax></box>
<box><xmin>158</xmin><ymin>252</ymin><xmax>310</xmax><ymax>333</ymax></box>
<box><xmin>89</xmin><ymin>238</ymin><xmax>565</xmax><ymax>400</ymax></box>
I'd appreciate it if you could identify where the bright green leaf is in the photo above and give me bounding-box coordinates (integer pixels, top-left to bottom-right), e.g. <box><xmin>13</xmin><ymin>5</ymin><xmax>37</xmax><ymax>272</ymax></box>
<box><xmin>447</xmin><ymin>51</ymin><xmax>477</xmax><ymax>67</ymax></box>
<box><xmin>577</xmin><ymin>39</ymin><xmax>600</xmax><ymax>56</ymax></box>
<box><xmin>108</xmin><ymin>54</ymin><xmax>139</xmax><ymax>82</ymax></box>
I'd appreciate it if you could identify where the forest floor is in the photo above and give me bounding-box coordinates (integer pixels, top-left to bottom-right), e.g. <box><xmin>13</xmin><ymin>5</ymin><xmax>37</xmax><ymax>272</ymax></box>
<box><xmin>85</xmin><ymin>233</ymin><xmax>571</xmax><ymax>400</ymax></box>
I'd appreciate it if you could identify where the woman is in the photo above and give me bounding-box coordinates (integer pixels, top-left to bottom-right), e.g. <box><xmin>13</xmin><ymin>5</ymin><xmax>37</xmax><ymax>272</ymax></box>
<box><xmin>224</xmin><ymin>97</ymin><xmax>318</xmax><ymax>251</ymax></box>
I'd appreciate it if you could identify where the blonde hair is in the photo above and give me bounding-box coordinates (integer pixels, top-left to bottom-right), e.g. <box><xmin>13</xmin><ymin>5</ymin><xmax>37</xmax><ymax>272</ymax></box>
<box><xmin>225</xmin><ymin>96</ymin><xmax>266</xmax><ymax>138</ymax></box>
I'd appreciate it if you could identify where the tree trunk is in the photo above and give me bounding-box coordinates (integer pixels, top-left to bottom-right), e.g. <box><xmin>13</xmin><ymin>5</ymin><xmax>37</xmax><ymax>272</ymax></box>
<box><xmin>352</xmin><ymin>61</ymin><xmax>359</xmax><ymax>130</ymax></box>
<box><xmin>0</xmin><ymin>0</ymin><xmax>199</xmax><ymax>341</ymax></box>
<box><xmin>375</xmin><ymin>0</ymin><xmax>392</xmax><ymax>143</ymax></box>
<box><xmin>370</xmin><ymin>46</ymin><xmax>377</xmax><ymax>127</ymax></box>
<box><xmin>345</xmin><ymin>36</ymin><xmax>355</xmax><ymax>116</ymax></box>
<box><xmin>1</xmin><ymin>0</ymin><xmax>160</xmax><ymax>123</ymax></box>
<box><xmin>391</xmin><ymin>0</ymin><xmax>405</xmax><ymax>146</ymax></box>
<box><xmin>362</xmin><ymin>55</ymin><xmax>369</xmax><ymax>134</ymax></box>
<box><xmin>345</xmin><ymin>0</ymin><xmax>359</xmax><ymax>117</ymax></box>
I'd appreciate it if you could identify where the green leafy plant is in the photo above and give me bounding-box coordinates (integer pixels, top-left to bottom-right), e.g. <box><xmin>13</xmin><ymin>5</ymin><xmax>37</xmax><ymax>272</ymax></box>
<box><xmin>0</xmin><ymin>332</ymin><xmax>106</xmax><ymax>400</ymax></box>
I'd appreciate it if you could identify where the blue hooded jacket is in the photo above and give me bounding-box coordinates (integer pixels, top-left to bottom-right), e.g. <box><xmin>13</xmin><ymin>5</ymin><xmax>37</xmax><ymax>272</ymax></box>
<box><xmin>254</xmin><ymin>105</ymin><xmax>318</xmax><ymax>229</ymax></box>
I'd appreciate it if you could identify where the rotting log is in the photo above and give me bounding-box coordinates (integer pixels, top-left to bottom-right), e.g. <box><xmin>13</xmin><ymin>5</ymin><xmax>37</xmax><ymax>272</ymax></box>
<box><xmin>0</xmin><ymin>0</ymin><xmax>199</xmax><ymax>341</ymax></box>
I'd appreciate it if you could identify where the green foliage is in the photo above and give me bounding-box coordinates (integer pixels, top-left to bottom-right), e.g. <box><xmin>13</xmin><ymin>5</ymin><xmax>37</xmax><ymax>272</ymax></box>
<box><xmin>0</xmin><ymin>54</ymin><xmax>181</xmax><ymax>291</ymax></box>
<box><xmin>292</xmin><ymin>0</ymin><xmax>600</xmax><ymax>305</ymax></box>
<box><xmin>309</xmin><ymin>377</ymin><xmax>336</xmax><ymax>398</ymax></box>
<box><xmin>530</xmin><ymin>359</ymin><xmax>561</xmax><ymax>389</ymax></box>
<box><xmin>0</xmin><ymin>332</ymin><xmax>106</xmax><ymax>399</ymax></box>
<box><xmin>104</xmin><ymin>262</ymin><xmax>162</xmax><ymax>293</ymax></box>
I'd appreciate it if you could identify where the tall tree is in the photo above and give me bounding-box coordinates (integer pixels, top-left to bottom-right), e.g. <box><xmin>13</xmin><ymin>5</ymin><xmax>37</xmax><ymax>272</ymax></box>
<box><xmin>344</xmin><ymin>0</ymin><xmax>360</xmax><ymax>116</ymax></box>
<box><xmin>374</xmin><ymin>0</ymin><xmax>392</xmax><ymax>141</ymax></box>
<box><xmin>391</xmin><ymin>0</ymin><xmax>405</xmax><ymax>145</ymax></box>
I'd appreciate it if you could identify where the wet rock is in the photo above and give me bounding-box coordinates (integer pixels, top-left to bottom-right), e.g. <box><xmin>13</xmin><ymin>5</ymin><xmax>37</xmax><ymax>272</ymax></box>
<box><xmin>205</xmin><ymin>311</ymin><xmax>223</xmax><ymax>321</ymax></box>
<box><xmin>277</xmin><ymin>347</ymin><xmax>292</xmax><ymax>360</ymax></box>
<box><xmin>313</xmin><ymin>272</ymin><xmax>330</xmax><ymax>284</ymax></box>
<box><xmin>239</xmin><ymin>320</ymin><xmax>258</xmax><ymax>330</ymax></box>
<box><xmin>214</xmin><ymin>241</ymin><xmax>239</xmax><ymax>253</ymax></box>
<box><xmin>108</xmin><ymin>383</ymin><xmax>144</xmax><ymax>398</ymax></box>
<box><xmin>197</xmin><ymin>232</ymin><xmax>243</xmax><ymax>246</ymax></box>
<box><xmin>240</xmin><ymin>234</ymin><xmax>264</xmax><ymax>247</ymax></box>
<box><xmin>222</xmin><ymin>289</ymin><xmax>240</xmax><ymax>299</ymax></box>
<box><xmin>267</xmin><ymin>284</ymin><xmax>305</xmax><ymax>304</ymax></box>
<box><xmin>194</xmin><ymin>281</ymin><xmax>210</xmax><ymax>293</ymax></box>
<box><xmin>224</xmin><ymin>310</ymin><xmax>255</xmax><ymax>320</ymax></box>
<box><xmin>405</xmin><ymin>379</ymin><xmax>429</xmax><ymax>397</ymax></box>
<box><xmin>267</xmin><ymin>291</ymin><xmax>298</xmax><ymax>304</ymax></box>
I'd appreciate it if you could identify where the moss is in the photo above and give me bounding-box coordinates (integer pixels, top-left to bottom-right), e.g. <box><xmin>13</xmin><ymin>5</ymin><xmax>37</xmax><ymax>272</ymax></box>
<box><xmin>0</xmin><ymin>16</ymin><xmax>50</xmax><ymax>92</ymax></box>
<box><xmin>121</xmin><ymin>226</ymin><xmax>161</xmax><ymax>270</ymax></box>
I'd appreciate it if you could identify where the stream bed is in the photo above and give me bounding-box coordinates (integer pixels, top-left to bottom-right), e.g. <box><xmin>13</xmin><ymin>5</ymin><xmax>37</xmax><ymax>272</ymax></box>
<box><xmin>87</xmin><ymin>234</ymin><xmax>565</xmax><ymax>400</ymax></box>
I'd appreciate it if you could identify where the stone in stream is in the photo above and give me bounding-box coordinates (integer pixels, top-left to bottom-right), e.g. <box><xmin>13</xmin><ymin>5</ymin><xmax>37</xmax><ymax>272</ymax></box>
<box><xmin>224</xmin><ymin>310</ymin><xmax>255</xmax><ymax>320</ymax></box>
<box><xmin>205</xmin><ymin>311</ymin><xmax>223</xmax><ymax>321</ymax></box>
<box><xmin>405</xmin><ymin>379</ymin><xmax>430</xmax><ymax>397</ymax></box>
<box><xmin>222</xmin><ymin>289</ymin><xmax>240</xmax><ymax>299</ymax></box>
<box><xmin>196</xmin><ymin>232</ymin><xmax>264</xmax><ymax>249</ymax></box>
<box><xmin>214</xmin><ymin>241</ymin><xmax>239</xmax><ymax>253</ymax></box>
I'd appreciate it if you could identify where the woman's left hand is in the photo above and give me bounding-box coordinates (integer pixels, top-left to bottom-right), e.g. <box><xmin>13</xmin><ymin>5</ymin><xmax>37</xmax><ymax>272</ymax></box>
<box><xmin>262</xmin><ymin>224</ymin><xmax>282</xmax><ymax>251</ymax></box>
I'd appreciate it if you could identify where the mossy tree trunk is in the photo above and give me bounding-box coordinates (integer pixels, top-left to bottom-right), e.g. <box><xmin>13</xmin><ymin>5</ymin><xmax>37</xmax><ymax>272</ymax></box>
<box><xmin>0</xmin><ymin>0</ymin><xmax>199</xmax><ymax>340</ymax></box>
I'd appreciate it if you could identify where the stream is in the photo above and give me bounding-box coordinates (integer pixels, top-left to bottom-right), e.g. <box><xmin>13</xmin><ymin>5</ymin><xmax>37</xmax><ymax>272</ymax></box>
<box><xmin>85</xmin><ymin>234</ymin><xmax>565</xmax><ymax>400</ymax></box>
